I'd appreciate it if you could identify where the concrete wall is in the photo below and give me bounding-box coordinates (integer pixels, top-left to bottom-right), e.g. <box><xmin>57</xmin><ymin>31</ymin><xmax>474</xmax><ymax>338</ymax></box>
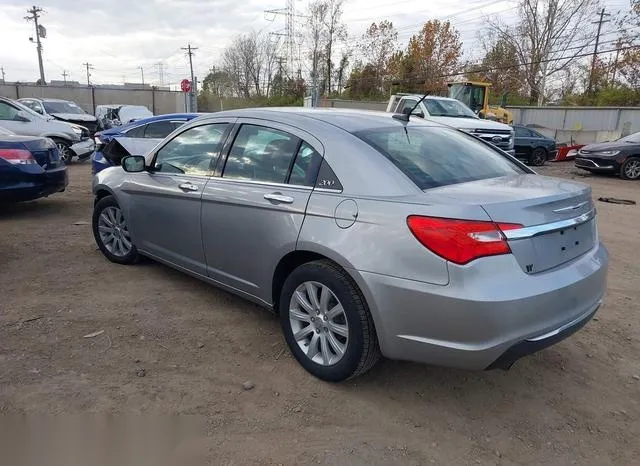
<box><xmin>508</xmin><ymin>106</ymin><xmax>640</xmax><ymax>145</ymax></box>
<box><xmin>320</xmin><ymin>99</ymin><xmax>388</xmax><ymax>112</ymax></box>
<box><xmin>0</xmin><ymin>84</ymin><xmax>185</xmax><ymax>115</ymax></box>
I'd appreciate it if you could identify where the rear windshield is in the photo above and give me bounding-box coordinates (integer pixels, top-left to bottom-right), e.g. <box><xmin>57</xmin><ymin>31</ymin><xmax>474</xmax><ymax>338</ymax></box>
<box><xmin>355</xmin><ymin>126</ymin><xmax>525</xmax><ymax>190</ymax></box>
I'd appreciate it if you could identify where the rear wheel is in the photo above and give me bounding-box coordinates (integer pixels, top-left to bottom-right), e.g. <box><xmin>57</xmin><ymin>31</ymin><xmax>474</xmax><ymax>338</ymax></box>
<box><xmin>52</xmin><ymin>138</ymin><xmax>73</xmax><ymax>164</ymax></box>
<box><xmin>92</xmin><ymin>195</ymin><xmax>139</xmax><ymax>264</ymax></box>
<box><xmin>279</xmin><ymin>260</ymin><xmax>380</xmax><ymax>382</ymax></box>
<box><xmin>621</xmin><ymin>158</ymin><xmax>640</xmax><ymax>180</ymax></box>
<box><xmin>529</xmin><ymin>147</ymin><xmax>547</xmax><ymax>166</ymax></box>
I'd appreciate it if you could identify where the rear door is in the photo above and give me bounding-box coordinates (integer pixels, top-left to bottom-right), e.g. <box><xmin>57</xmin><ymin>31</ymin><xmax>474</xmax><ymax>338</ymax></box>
<box><xmin>124</xmin><ymin>121</ymin><xmax>233</xmax><ymax>274</ymax></box>
<box><xmin>200</xmin><ymin>119</ymin><xmax>323</xmax><ymax>302</ymax></box>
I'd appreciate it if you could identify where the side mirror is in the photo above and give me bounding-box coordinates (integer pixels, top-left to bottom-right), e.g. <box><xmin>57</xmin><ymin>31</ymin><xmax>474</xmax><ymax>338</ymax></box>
<box><xmin>15</xmin><ymin>111</ymin><xmax>31</xmax><ymax>122</ymax></box>
<box><xmin>414</xmin><ymin>111</ymin><xmax>425</xmax><ymax>118</ymax></box>
<box><xmin>122</xmin><ymin>155</ymin><xmax>146</xmax><ymax>173</ymax></box>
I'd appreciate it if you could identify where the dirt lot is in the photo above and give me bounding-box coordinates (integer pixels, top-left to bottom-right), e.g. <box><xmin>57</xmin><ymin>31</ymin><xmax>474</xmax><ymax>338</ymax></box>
<box><xmin>1</xmin><ymin>162</ymin><xmax>638</xmax><ymax>465</ymax></box>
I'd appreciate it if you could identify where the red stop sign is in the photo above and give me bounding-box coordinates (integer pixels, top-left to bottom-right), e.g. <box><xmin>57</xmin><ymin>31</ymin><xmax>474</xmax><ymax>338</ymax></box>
<box><xmin>181</xmin><ymin>79</ymin><xmax>192</xmax><ymax>93</ymax></box>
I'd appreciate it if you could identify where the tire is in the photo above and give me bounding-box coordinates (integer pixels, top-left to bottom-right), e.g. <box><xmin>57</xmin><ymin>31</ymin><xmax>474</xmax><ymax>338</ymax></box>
<box><xmin>529</xmin><ymin>147</ymin><xmax>547</xmax><ymax>166</ymax></box>
<box><xmin>92</xmin><ymin>195</ymin><xmax>139</xmax><ymax>265</ymax></box>
<box><xmin>52</xmin><ymin>138</ymin><xmax>73</xmax><ymax>164</ymax></box>
<box><xmin>279</xmin><ymin>260</ymin><xmax>380</xmax><ymax>382</ymax></box>
<box><xmin>621</xmin><ymin>158</ymin><xmax>640</xmax><ymax>180</ymax></box>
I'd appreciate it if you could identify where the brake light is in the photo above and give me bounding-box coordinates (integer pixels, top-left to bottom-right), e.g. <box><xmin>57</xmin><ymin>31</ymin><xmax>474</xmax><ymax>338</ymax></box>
<box><xmin>407</xmin><ymin>216</ymin><xmax>523</xmax><ymax>265</ymax></box>
<box><xmin>0</xmin><ymin>148</ymin><xmax>37</xmax><ymax>165</ymax></box>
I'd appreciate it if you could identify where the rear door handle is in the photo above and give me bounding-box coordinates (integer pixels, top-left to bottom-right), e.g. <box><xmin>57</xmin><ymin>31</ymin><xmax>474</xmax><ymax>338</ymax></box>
<box><xmin>264</xmin><ymin>192</ymin><xmax>294</xmax><ymax>204</ymax></box>
<box><xmin>178</xmin><ymin>182</ymin><xmax>199</xmax><ymax>192</ymax></box>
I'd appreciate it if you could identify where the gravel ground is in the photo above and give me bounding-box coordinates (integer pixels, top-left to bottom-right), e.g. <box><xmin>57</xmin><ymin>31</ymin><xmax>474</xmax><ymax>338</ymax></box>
<box><xmin>1</xmin><ymin>161</ymin><xmax>638</xmax><ymax>465</ymax></box>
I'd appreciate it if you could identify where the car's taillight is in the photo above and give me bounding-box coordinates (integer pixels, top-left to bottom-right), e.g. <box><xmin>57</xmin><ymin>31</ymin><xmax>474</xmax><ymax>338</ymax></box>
<box><xmin>0</xmin><ymin>148</ymin><xmax>37</xmax><ymax>165</ymax></box>
<box><xmin>407</xmin><ymin>216</ymin><xmax>523</xmax><ymax>265</ymax></box>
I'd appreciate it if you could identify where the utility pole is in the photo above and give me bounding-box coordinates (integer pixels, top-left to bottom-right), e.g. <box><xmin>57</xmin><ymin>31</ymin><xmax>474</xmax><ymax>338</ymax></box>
<box><xmin>83</xmin><ymin>62</ymin><xmax>93</xmax><ymax>86</ymax></box>
<box><xmin>25</xmin><ymin>5</ymin><xmax>46</xmax><ymax>84</ymax></box>
<box><xmin>181</xmin><ymin>44</ymin><xmax>198</xmax><ymax>111</ymax></box>
<box><xmin>588</xmin><ymin>7</ymin><xmax>611</xmax><ymax>93</ymax></box>
<box><xmin>61</xmin><ymin>70</ymin><xmax>68</xmax><ymax>85</ymax></box>
<box><xmin>138</xmin><ymin>66</ymin><xmax>145</xmax><ymax>85</ymax></box>
<box><xmin>1</xmin><ymin>67</ymin><xmax>5</xmax><ymax>84</ymax></box>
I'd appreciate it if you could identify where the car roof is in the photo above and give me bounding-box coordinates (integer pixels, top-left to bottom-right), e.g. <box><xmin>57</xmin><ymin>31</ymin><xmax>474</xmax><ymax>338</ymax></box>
<box><xmin>19</xmin><ymin>98</ymin><xmax>70</xmax><ymax>103</ymax></box>
<box><xmin>196</xmin><ymin>107</ymin><xmax>444</xmax><ymax>133</ymax></box>
<box><xmin>100</xmin><ymin>113</ymin><xmax>201</xmax><ymax>135</ymax></box>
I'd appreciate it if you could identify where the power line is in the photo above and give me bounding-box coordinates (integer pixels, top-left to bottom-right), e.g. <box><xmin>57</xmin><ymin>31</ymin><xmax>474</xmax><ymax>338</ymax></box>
<box><xmin>25</xmin><ymin>5</ymin><xmax>46</xmax><ymax>84</ymax></box>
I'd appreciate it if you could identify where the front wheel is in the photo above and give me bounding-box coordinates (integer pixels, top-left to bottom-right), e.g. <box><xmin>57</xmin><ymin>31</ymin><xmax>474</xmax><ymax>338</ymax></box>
<box><xmin>92</xmin><ymin>195</ymin><xmax>139</xmax><ymax>264</ymax></box>
<box><xmin>621</xmin><ymin>158</ymin><xmax>640</xmax><ymax>180</ymax></box>
<box><xmin>279</xmin><ymin>260</ymin><xmax>380</xmax><ymax>382</ymax></box>
<box><xmin>53</xmin><ymin>138</ymin><xmax>73</xmax><ymax>164</ymax></box>
<box><xmin>529</xmin><ymin>147</ymin><xmax>547</xmax><ymax>166</ymax></box>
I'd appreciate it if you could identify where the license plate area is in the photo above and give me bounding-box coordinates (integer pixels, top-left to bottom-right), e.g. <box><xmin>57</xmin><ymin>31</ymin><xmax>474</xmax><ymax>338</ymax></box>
<box><xmin>531</xmin><ymin>219</ymin><xmax>596</xmax><ymax>269</ymax></box>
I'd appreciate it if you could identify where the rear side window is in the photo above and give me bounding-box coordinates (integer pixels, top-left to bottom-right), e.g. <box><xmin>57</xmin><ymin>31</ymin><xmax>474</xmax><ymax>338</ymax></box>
<box><xmin>288</xmin><ymin>142</ymin><xmax>322</xmax><ymax>187</ymax></box>
<box><xmin>125</xmin><ymin>125</ymin><xmax>146</xmax><ymax>138</ymax></box>
<box><xmin>355</xmin><ymin>126</ymin><xmax>525</xmax><ymax>190</ymax></box>
<box><xmin>223</xmin><ymin>124</ymin><xmax>301</xmax><ymax>184</ymax></box>
<box><xmin>144</xmin><ymin>120</ymin><xmax>176</xmax><ymax>139</ymax></box>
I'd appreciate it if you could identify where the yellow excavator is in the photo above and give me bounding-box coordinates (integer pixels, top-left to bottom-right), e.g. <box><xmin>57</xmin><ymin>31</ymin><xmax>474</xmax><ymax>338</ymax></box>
<box><xmin>447</xmin><ymin>81</ymin><xmax>513</xmax><ymax>125</ymax></box>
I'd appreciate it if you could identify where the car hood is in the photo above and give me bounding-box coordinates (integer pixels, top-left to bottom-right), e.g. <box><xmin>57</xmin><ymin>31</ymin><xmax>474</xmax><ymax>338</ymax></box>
<box><xmin>424</xmin><ymin>115</ymin><xmax>512</xmax><ymax>131</ymax></box>
<box><xmin>51</xmin><ymin>113</ymin><xmax>97</xmax><ymax>123</ymax></box>
<box><xmin>580</xmin><ymin>141</ymin><xmax>633</xmax><ymax>152</ymax></box>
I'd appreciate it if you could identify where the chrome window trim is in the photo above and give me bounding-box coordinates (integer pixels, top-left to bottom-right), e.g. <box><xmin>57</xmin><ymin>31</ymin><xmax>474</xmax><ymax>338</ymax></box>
<box><xmin>211</xmin><ymin>176</ymin><xmax>314</xmax><ymax>191</ymax></box>
<box><xmin>503</xmin><ymin>209</ymin><xmax>596</xmax><ymax>240</ymax></box>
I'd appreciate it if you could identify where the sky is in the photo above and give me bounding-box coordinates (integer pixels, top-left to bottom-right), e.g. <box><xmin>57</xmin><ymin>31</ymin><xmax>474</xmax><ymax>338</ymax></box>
<box><xmin>0</xmin><ymin>0</ymin><xmax>631</xmax><ymax>89</ymax></box>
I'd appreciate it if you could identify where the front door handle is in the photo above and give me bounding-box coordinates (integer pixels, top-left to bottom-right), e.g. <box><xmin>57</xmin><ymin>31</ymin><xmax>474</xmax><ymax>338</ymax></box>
<box><xmin>264</xmin><ymin>192</ymin><xmax>294</xmax><ymax>204</ymax></box>
<box><xmin>178</xmin><ymin>182</ymin><xmax>199</xmax><ymax>192</ymax></box>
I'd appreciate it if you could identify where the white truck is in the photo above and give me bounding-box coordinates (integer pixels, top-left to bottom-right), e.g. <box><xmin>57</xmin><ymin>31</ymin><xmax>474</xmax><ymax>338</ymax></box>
<box><xmin>387</xmin><ymin>94</ymin><xmax>515</xmax><ymax>156</ymax></box>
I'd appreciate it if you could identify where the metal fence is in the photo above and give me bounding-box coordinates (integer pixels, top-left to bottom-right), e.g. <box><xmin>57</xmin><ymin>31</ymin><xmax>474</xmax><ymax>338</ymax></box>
<box><xmin>508</xmin><ymin>106</ymin><xmax>640</xmax><ymax>144</ymax></box>
<box><xmin>0</xmin><ymin>84</ymin><xmax>185</xmax><ymax>115</ymax></box>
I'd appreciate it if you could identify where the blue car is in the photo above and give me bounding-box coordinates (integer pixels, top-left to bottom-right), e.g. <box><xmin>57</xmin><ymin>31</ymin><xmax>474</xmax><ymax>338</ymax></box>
<box><xmin>92</xmin><ymin>113</ymin><xmax>200</xmax><ymax>174</ymax></box>
<box><xmin>0</xmin><ymin>127</ymin><xmax>68</xmax><ymax>203</ymax></box>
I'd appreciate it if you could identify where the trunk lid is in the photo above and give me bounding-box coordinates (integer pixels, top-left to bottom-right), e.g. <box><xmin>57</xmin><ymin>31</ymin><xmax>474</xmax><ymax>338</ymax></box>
<box><xmin>421</xmin><ymin>174</ymin><xmax>596</xmax><ymax>274</ymax></box>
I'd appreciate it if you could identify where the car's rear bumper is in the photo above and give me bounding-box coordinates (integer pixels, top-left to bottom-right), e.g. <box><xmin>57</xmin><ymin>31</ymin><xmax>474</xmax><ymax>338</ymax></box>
<box><xmin>0</xmin><ymin>165</ymin><xmax>68</xmax><ymax>203</ymax></box>
<box><xmin>91</xmin><ymin>150</ymin><xmax>113</xmax><ymax>175</ymax></box>
<box><xmin>350</xmin><ymin>241</ymin><xmax>608</xmax><ymax>370</ymax></box>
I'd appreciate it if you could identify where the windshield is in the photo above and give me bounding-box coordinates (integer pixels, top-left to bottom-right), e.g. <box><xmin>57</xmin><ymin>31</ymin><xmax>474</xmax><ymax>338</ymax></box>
<box><xmin>354</xmin><ymin>126</ymin><xmax>525</xmax><ymax>190</ymax></box>
<box><xmin>425</xmin><ymin>99</ymin><xmax>478</xmax><ymax>119</ymax></box>
<box><xmin>43</xmin><ymin>101</ymin><xmax>86</xmax><ymax>115</ymax></box>
<box><xmin>619</xmin><ymin>132</ymin><xmax>640</xmax><ymax>143</ymax></box>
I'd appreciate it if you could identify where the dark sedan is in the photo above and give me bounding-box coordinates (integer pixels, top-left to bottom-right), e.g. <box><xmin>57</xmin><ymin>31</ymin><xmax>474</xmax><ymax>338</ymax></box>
<box><xmin>0</xmin><ymin>127</ymin><xmax>68</xmax><ymax>203</ymax></box>
<box><xmin>575</xmin><ymin>132</ymin><xmax>640</xmax><ymax>180</ymax></box>
<box><xmin>513</xmin><ymin>125</ymin><xmax>557</xmax><ymax>166</ymax></box>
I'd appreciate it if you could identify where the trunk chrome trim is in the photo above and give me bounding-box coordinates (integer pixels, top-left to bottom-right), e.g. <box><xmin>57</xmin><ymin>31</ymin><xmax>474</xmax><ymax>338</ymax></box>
<box><xmin>503</xmin><ymin>209</ymin><xmax>595</xmax><ymax>240</ymax></box>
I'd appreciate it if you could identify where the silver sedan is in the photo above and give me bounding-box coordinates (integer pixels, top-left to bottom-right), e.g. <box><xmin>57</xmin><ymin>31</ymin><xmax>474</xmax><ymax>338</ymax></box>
<box><xmin>92</xmin><ymin>108</ymin><xmax>608</xmax><ymax>381</ymax></box>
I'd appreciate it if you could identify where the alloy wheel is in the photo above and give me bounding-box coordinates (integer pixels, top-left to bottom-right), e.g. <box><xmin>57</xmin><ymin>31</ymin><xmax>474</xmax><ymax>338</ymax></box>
<box><xmin>289</xmin><ymin>281</ymin><xmax>349</xmax><ymax>366</ymax></box>
<box><xmin>624</xmin><ymin>160</ymin><xmax>640</xmax><ymax>179</ymax></box>
<box><xmin>531</xmin><ymin>149</ymin><xmax>546</xmax><ymax>166</ymax></box>
<box><xmin>56</xmin><ymin>142</ymin><xmax>72</xmax><ymax>163</ymax></box>
<box><xmin>97</xmin><ymin>206</ymin><xmax>132</xmax><ymax>257</ymax></box>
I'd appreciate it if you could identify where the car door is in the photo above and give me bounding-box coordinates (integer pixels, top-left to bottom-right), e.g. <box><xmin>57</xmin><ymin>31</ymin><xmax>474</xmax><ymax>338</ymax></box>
<box><xmin>200</xmin><ymin>119</ymin><xmax>323</xmax><ymax>302</ymax></box>
<box><xmin>513</xmin><ymin>126</ymin><xmax>534</xmax><ymax>157</ymax></box>
<box><xmin>123</xmin><ymin>121</ymin><xmax>233</xmax><ymax>275</ymax></box>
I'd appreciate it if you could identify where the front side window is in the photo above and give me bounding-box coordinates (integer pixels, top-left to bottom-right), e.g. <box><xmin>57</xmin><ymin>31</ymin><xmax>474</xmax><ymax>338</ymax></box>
<box><xmin>398</xmin><ymin>99</ymin><xmax>418</xmax><ymax>115</ymax></box>
<box><xmin>144</xmin><ymin>120</ymin><xmax>177</xmax><ymax>139</ymax></box>
<box><xmin>153</xmin><ymin>123</ymin><xmax>229</xmax><ymax>175</ymax></box>
<box><xmin>0</xmin><ymin>102</ymin><xmax>20</xmax><ymax>121</ymax></box>
<box><xmin>223</xmin><ymin>124</ymin><xmax>301</xmax><ymax>184</ymax></box>
<box><xmin>355</xmin><ymin>126</ymin><xmax>525</xmax><ymax>190</ymax></box>
<box><xmin>514</xmin><ymin>126</ymin><xmax>530</xmax><ymax>137</ymax></box>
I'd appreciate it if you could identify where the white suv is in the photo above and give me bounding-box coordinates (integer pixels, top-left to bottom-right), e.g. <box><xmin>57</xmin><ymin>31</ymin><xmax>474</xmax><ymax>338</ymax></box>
<box><xmin>387</xmin><ymin>94</ymin><xmax>515</xmax><ymax>155</ymax></box>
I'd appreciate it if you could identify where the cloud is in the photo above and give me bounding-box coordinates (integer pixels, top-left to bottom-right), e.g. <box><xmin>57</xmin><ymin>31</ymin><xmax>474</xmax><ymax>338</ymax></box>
<box><xmin>0</xmin><ymin>0</ymin><xmax>516</xmax><ymax>84</ymax></box>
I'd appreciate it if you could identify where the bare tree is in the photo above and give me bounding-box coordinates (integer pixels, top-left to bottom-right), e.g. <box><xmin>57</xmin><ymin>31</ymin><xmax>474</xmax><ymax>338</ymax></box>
<box><xmin>359</xmin><ymin>21</ymin><xmax>398</xmax><ymax>95</ymax></box>
<box><xmin>306</xmin><ymin>1</ymin><xmax>329</xmax><ymax>101</ymax></box>
<box><xmin>486</xmin><ymin>0</ymin><xmax>599</xmax><ymax>105</ymax></box>
<box><xmin>322</xmin><ymin>0</ymin><xmax>347</xmax><ymax>94</ymax></box>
